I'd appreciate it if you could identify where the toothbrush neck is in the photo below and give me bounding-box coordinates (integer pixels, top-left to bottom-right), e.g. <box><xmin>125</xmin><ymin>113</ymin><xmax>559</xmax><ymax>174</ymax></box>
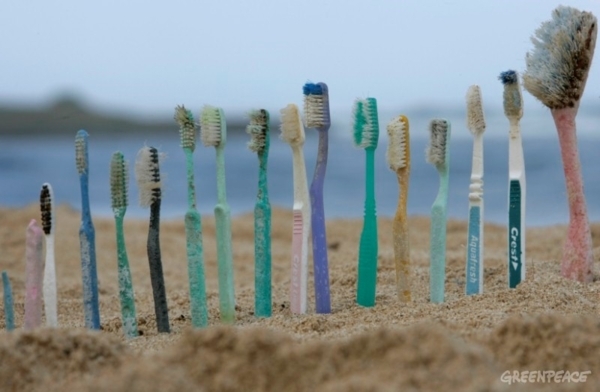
<box><xmin>216</xmin><ymin>145</ymin><xmax>227</xmax><ymax>203</ymax></box>
<box><xmin>312</xmin><ymin>129</ymin><xmax>329</xmax><ymax>184</ymax></box>
<box><xmin>257</xmin><ymin>150</ymin><xmax>269</xmax><ymax>200</ymax></box>
<box><xmin>185</xmin><ymin>149</ymin><xmax>197</xmax><ymax>209</ymax></box>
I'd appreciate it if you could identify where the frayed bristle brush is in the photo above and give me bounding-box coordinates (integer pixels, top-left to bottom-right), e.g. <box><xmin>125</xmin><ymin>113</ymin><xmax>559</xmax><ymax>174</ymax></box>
<box><xmin>500</xmin><ymin>70</ymin><xmax>526</xmax><ymax>288</ymax></box>
<box><xmin>426</xmin><ymin>119</ymin><xmax>451</xmax><ymax>304</ymax></box>
<box><xmin>75</xmin><ymin>130</ymin><xmax>100</xmax><ymax>329</ymax></box>
<box><xmin>200</xmin><ymin>105</ymin><xmax>235</xmax><ymax>324</ymax></box>
<box><xmin>465</xmin><ymin>85</ymin><xmax>486</xmax><ymax>295</ymax></box>
<box><xmin>247</xmin><ymin>109</ymin><xmax>272</xmax><ymax>318</ymax></box>
<box><xmin>175</xmin><ymin>105</ymin><xmax>208</xmax><ymax>328</ymax></box>
<box><xmin>40</xmin><ymin>183</ymin><xmax>57</xmax><ymax>326</ymax></box>
<box><xmin>303</xmin><ymin>82</ymin><xmax>331</xmax><ymax>314</ymax></box>
<box><xmin>280</xmin><ymin>104</ymin><xmax>310</xmax><ymax>314</ymax></box>
<box><xmin>110</xmin><ymin>151</ymin><xmax>138</xmax><ymax>338</ymax></box>
<box><xmin>135</xmin><ymin>146</ymin><xmax>170</xmax><ymax>333</ymax></box>
<box><xmin>353</xmin><ymin>97</ymin><xmax>380</xmax><ymax>307</ymax></box>
<box><xmin>386</xmin><ymin>115</ymin><xmax>411</xmax><ymax>303</ymax></box>
<box><xmin>523</xmin><ymin>6</ymin><xmax>597</xmax><ymax>283</ymax></box>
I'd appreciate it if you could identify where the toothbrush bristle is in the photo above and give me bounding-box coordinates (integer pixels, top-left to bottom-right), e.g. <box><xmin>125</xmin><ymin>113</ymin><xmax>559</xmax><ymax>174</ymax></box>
<box><xmin>386</xmin><ymin>115</ymin><xmax>409</xmax><ymax>171</ymax></box>
<box><xmin>523</xmin><ymin>5</ymin><xmax>597</xmax><ymax>109</ymax></box>
<box><xmin>426</xmin><ymin>119</ymin><xmax>449</xmax><ymax>167</ymax></box>
<box><xmin>279</xmin><ymin>104</ymin><xmax>305</xmax><ymax>146</ymax></box>
<box><xmin>175</xmin><ymin>105</ymin><xmax>196</xmax><ymax>151</ymax></box>
<box><xmin>246</xmin><ymin>109</ymin><xmax>269</xmax><ymax>153</ymax></box>
<box><xmin>75</xmin><ymin>130</ymin><xmax>88</xmax><ymax>174</ymax></box>
<box><xmin>352</xmin><ymin>97</ymin><xmax>379</xmax><ymax>149</ymax></box>
<box><xmin>135</xmin><ymin>146</ymin><xmax>162</xmax><ymax>208</ymax></box>
<box><xmin>499</xmin><ymin>70</ymin><xmax>524</xmax><ymax>119</ymax></box>
<box><xmin>466</xmin><ymin>85</ymin><xmax>486</xmax><ymax>135</ymax></box>
<box><xmin>39</xmin><ymin>183</ymin><xmax>53</xmax><ymax>235</ymax></box>
<box><xmin>303</xmin><ymin>82</ymin><xmax>330</xmax><ymax>129</ymax></box>
<box><xmin>200</xmin><ymin>105</ymin><xmax>223</xmax><ymax>147</ymax></box>
<box><xmin>110</xmin><ymin>151</ymin><xmax>128</xmax><ymax>210</ymax></box>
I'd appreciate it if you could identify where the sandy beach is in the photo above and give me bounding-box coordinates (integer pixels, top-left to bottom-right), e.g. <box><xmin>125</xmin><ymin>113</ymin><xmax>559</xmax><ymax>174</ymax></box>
<box><xmin>1</xmin><ymin>203</ymin><xmax>599</xmax><ymax>391</ymax></box>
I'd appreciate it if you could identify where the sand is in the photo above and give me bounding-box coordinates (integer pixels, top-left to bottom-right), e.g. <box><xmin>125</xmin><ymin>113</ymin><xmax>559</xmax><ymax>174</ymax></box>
<box><xmin>0</xmin><ymin>204</ymin><xmax>599</xmax><ymax>391</ymax></box>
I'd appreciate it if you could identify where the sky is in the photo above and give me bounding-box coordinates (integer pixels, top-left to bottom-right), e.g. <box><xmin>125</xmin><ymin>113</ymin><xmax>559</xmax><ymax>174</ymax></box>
<box><xmin>1</xmin><ymin>0</ymin><xmax>599</xmax><ymax>120</ymax></box>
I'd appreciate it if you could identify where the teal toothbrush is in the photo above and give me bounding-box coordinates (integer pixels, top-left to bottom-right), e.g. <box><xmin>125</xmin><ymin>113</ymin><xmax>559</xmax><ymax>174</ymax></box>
<box><xmin>110</xmin><ymin>151</ymin><xmax>138</xmax><ymax>338</ymax></box>
<box><xmin>246</xmin><ymin>109</ymin><xmax>272</xmax><ymax>318</ymax></box>
<box><xmin>353</xmin><ymin>98</ymin><xmax>380</xmax><ymax>307</ymax></box>
<box><xmin>200</xmin><ymin>105</ymin><xmax>235</xmax><ymax>324</ymax></box>
<box><xmin>2</xmin><ymin>271</ymin><xmax>14</xmax><ymax>331</ymax></box>
<box><xmin>175</xmin><ymin>105</ymin><xmax>208</xmax><ymax>328</ymax></box>
<box><xmin>426</xmin><ymin>119</ymin><xmax>451</xmax><ymax>304</ymax></box>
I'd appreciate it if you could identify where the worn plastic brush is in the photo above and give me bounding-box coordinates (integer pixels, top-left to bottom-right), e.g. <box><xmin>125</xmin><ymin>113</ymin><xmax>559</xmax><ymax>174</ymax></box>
<box><xmin>200</xmin><ymin>105</ymin><xmax>235</xmax><ymax>323</ymax></box>
<box><xmin>426</xmin><ymin>119</ymin><xmax>451</xmax><ymax>304</ymax></box>
<box><xmin>353</xmin><ymin>97</ymin><xmax>380</xmax><ymax>307</ymax></box>
<box><xmin>135</xmin><ymin>146</ymin><xmax>170</xmax><ymax>333</ymax></box>
<box><xmin>75</xmin><ymin>130</ymin><xmax>101</xmax><ymax>329</ymax></box>
<box><xmin>175</xmin><ymin>105</ymin><xmax>208</xmax><ymax>328</ymax></box>
<box><xmin>246</xmin><ymin>109</ymin><xmax>272</xmax><ymax>317</ymax></box>
<box><xmin>110</xmin><ymin>151</ymin><xmax>138</xmax><ymax>338</ymax></box>
<box><xmin>303</xmin><ymin>82</ymin><xmax>331</xmax><ymax>314</ymax></box>
<box><xmin>523</xmin><ymin>6</ymin><xmax>597</xmax><ymax>283</ymax></box>
<box><xmin>500</xmin><ymin>70</ymin><xmax>526</xmax><ymax>288</ymax></box>
<box><xmin>386</xmin><ymin>115</ymin><xmax>411</xmax><ymax>302</ymax></box>
<box><xmin>465</xmin><ymin>85</ymin><xmax>486</xmax><ymax>295</ymax></box>
<box><xmin>40</xmin><ymin>183</ymin><xmax>57</xmax><ymax>326</ymax></box>
<box><xmin>280</xmin><ymin>104</ymin><xmax>310</xmax><ymax>314</ymax></box>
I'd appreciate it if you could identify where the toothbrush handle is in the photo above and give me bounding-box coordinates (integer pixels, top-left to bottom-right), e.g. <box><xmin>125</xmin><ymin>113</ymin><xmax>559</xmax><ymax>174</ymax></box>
<box><xmin>357</xmin><ymin>150</ymin><xmax>378</xmax><ymax>307</ymax></box>
<box><xmin>254</xmin><ymin>199</ymin><xmax>272</xmax><ymax>317</ymax></box>
<box><xmin>466</xmin><ymin>202</ymin><xmax>483</xmax><ymax>295</ymax></box>
<box><xmin>508</xmin><ymin>180</ymin><xmax>524</xmax><ymax>288</ymax></box>
<box><xmin>430</xmin><ymin>202</ymin><xmax>447</xmax><ymax>303</ymax></box>
<box><xmin>148</xmin><ymin>200</ymin><xmax>170</xmax><ymax>333</ymax></box>
<box><xmin>2</xmin><ymin>271</ymin><xmax>15</xmax><ymax>331</ymax></box>
<box><xmin>184</xmin><ymin>209</ymin><xmax>208</xmax><ymax>328</ymax></box>
<box><xmin>115</xmin><ymin>215</ymin><xmax>138</xmax><ymax>337</ymax></box>
<box><xmin>310</xmin><ymin>130</ymin><xmax>331</xmax><ymax>314</ymax></box>
<box><xmin>43</xmin><ymin>236</ymin><xmax>57</xmax><ymax>327</ymax></box>
<box><xmin>215</xmin><ymin>204</ymin><xmax>235</xmax><ymax>323</ymax></box>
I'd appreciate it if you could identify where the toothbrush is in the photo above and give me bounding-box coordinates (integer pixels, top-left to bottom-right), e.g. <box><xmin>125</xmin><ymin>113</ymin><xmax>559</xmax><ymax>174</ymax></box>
<box><xmin>40</xmin><ymin>183</ymin><xmax>57</xmax><ymax>326</ymax></box>
<box><xmin>499</xmin><ymin>70</ymin><xmax>526</xmax><ymax>288</ymax></box>
<box><xmin>353</xmin><ymin>97</ymin><xmax>380</xmax><ymax>307</ymax></box>
<box><xmin>200</xmin><ymin>105</ymin><xmax>235</xmax><ymax>324</ymax></box>
<box><xmin>24</xmin><ymin>219</ymin><xmax>44</xmax><ymax>330</ymax></box>
<box><xmin>135</xmin><ymin>146</ymin><xmax>170</xmax><ymax>333</ymax></box>
<box><xmin>465</xmin><ymin>85</ymin><xmax>486</xmax><ymax>295</ymax></box>
<box><xmin>426</xmin><ymin>119</ymin><xmax>451</xmax><ymax>304</ymax></box>
<box><xmin>280</xmin><ymin>104</ymin><xmax>310</xmax><ymax>314</ymax></box>
<box><xmin>110</xmin><ymin>151</ymin><xmax>138</xmax><ymax>338</ymax></box>
<box><xmin>2</xmin><ymin>271</ymin><xmax>14</xmax><ymax>331</ymax></box>
<box><xmin>246</xmin><ymin>109</ymin><xmax>272</xmax><ymax>318</ymax></box>
<box><xmin>523</xmin><ymin>6</ymin><xmax>596</xmax><ymax>283</ymax></box>
<box><xmin>175</xmin><ymin>105</ymin><xmax>208</xmax><ymax>328</ymax></box>
<box><xmin>386</xmin><ymin>115</ymin><xmax>411</xmax><ymax>303</ymax></box>
<box><xmin>303</xmin><ymin>82</ymin><xmax>331</xmax><ymax>314</ymax></box>
<box><xmin>75</xmin><ymin>130</ymin><xmax>101</xmax><ymax>329</ymax></box>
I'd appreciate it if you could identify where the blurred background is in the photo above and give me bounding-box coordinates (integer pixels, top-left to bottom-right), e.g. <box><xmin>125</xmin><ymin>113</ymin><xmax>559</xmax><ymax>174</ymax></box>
<box><xmin>1</xmin><ymin>0</ymin><xmax>599</xmax><ymax>226</ymax></box>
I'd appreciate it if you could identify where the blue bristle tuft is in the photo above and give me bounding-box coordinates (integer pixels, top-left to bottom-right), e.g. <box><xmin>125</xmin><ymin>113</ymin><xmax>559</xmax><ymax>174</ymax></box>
<box><xmin>303</xmin><ymin>83</ymin><xmax>323</xmax><ymax>95</ymax></box>
<box><xmin>499</xmin><ymin>70</ymin><xmax>518</xmax><ymax>85</ymax></box>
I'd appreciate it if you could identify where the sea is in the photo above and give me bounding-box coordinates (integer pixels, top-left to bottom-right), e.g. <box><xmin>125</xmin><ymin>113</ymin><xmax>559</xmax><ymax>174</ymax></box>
<box><xmin>1</xmin><ymin>109</ymin><xmax>599</xmax><ymax>227</ymax></box>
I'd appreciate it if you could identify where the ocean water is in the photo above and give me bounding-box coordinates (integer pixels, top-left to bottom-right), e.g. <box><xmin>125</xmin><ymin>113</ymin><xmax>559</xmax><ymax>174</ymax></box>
<box><xmin>1</xmin><ymin>111</ymin><xmax>599</xmax><ymax>227</ymax></box>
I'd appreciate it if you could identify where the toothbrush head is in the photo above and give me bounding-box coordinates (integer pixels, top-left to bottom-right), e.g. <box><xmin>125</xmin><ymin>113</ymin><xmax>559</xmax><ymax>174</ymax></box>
<box><xmin>303</xmin><ymin>82</ymin><xmax>330</xmax><ymax>129</ymax></box>
<box><xmin>279</xmin><ymin>104</ymin><xmax>305</xmax><ymax>147</ymax></box>
<box><xmin>75</xmin><ymin>130</ymin><xmax>89</xmax><ymax>174</ymax></box>
<box><xmin>386</xmin><ymin>115</ymin><xmax>410</xmax><ymax>171</ymax></box>
<box><xmin>200</xmin><ymin>105</ymin><xmax>226</xmax><ymax>147</ymax></box>
<box><xmin>426</xmin><ymin>119</ymin><xmax>450</xmax><ymax>169</ymax></box>
<box><xmin>352</xmin><ymin>97</ymin><xmax>379</xmax><ymax>149</ymax></box>
<box><xmin>135</xmin><ymin>146</ymin><xmax>162</xmax><ymax>207</ymax></box>
<box><xmin>110</xmin><ymin>151</ymin><xmax>128</xmax><ymax>210</ymax></box>
<box><xmin>39</xmin><ymin>183</ymin><xmax>54</xmax><ymax>235</ymax></box>
<box><xmin>499</xmin><ymin>70</ymin><xmax>524</xmax><ymax>120</ymax></box>
<box><xmin>175</xmin><ymin>105</ymin><xmax>197</xmax><ymax>152</ymax></box>
<box><xmin>246</xmin><ymin>109</ymin><xmax>270</xmax><ymax>154</ymax></box>
<box><xmin>466</xmin><ymin>85</ymin><xmax>486</xmax><ymax>135</ymax></box>
<box><xmin>523</xmin><ymin>6</ymin><xmax>597</xmax><ymax>109</ymax></box>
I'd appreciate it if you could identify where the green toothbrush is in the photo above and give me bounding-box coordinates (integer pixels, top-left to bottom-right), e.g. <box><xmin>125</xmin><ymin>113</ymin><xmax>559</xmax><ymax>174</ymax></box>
<box><xmin>175</xmin><ymin>105</ymin><xmax>208</xmax><ymax>328</ymax></box>
<box><xmin>200</xmin><ymin>105</ymin><xmax>235</xmax><ymax>324</ymax></box>
<box><xmin>353</xmin><ymin>98</ymin><xmax>380</xmax><ymax>307</ymax></box>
